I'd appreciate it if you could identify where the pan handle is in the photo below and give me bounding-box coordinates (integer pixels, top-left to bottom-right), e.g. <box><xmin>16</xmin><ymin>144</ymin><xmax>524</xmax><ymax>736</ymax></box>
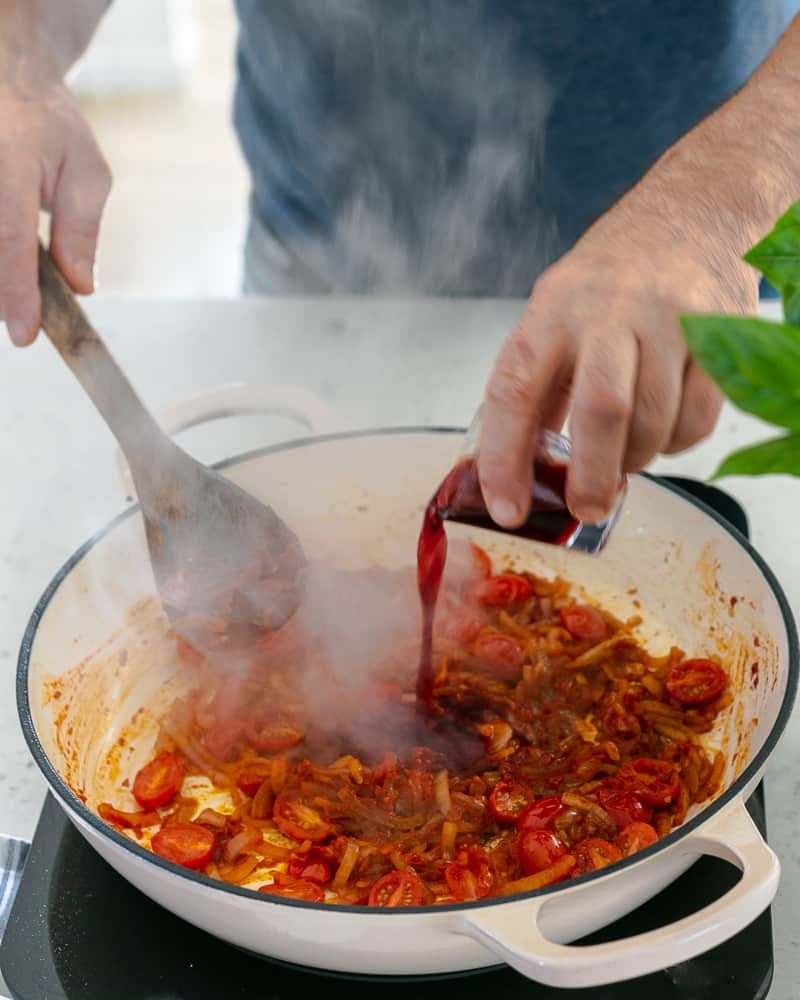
<box><xmin>115</xmin><ymin>381</ymin><xmax>350</xmax><ymax>498</ymax></box>
<box><xmin>461</xmin><ymin>798</ymin><xmax>778</xmax><ymax>989</ymax></box>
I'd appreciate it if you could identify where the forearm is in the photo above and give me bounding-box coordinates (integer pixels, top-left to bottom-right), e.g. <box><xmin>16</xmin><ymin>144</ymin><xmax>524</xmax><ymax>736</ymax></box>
<box><xmin>0</xmin><ymin>0</ymin><xmax>109</xmax><ymax>86</ymax></box>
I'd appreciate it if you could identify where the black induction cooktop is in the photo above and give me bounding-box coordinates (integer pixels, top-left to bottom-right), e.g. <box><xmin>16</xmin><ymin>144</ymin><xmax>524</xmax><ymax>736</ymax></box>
<box><xmin>0</xmin><ymin>477</ymin><xmax>775</xmax><ymax>1000</ymax></box>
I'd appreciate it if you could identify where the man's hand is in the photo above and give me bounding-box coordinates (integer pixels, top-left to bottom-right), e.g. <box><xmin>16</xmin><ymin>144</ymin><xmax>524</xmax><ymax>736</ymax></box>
<box><xmin>478</xmin><ymin>14</ymin><xmax>800</xmax><ymax>527</ymax></box>
<box><xmin>0</xmin><ymin>1</ymin><xmax>111</xmax><ymax>346</ymax></box>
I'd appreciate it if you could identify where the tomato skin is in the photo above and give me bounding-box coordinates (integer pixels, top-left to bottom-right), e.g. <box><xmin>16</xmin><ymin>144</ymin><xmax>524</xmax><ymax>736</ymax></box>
<box><xmin>151</xmin><ymin>822</ymin><xmax>215</xmax><ymax>870</ymax></box>
<box><xmin>470</xmin><ymin>544</ymin><xmax>493</xmax><ymax>578</ymax></box>
<box><xmin>473</xmin><ymin>632</ymin><xmax>526</xmax><ymax>675</ymax></box>
<box><xmin>474</xmin><ymin>574</ymin><xmax>534</xmax><ymax>608</ymax></box>
<box><xmin>666</xmin><ymin>659</ymin><xmax>727</xmax><ymax>705</ymax></box>
<box><xmin>368</xmin><ymin>871</ymin><xmax>424</xmax><ymax>907</ymax></box>
<box><xmin>616</xmin><ymin>822</ymin><xmax>659</xmax><ymax>857</ymax></box>
<box><xmin>132</xmin><ymin>751</ymin><xmax>184</xmax><ymax>810</ymax></box>
<box><xmin>518</xmin><ymin>829</ymin><xmax>568</xmax><ymax>875</ymax></box>
<box><xmin>236</xmin><ymin>769</ymin><xmax>271</xmax><ymax>797</ymax></box>
<box><xmin>559</xmin><ymin>605</ymin><xmax>607</xmax><ymax>642</ymax></box>
<box><xmin>204</xmin><ymin>720</ymin><xmax>243</xmax><ymax>761</ymax></box>
<box><xmin>489</xmin><ymin>779</ymin><xmax>533</xmax><ymax>823</ymax></box>
<box><xmin>273</xmin><ymin>794</ymin><xmax>333</xmax><ymax>843</ymax></box>
<box><xmin>260</xmin><ymin>878</ymin><xmax>324</xmax><ymax>902</ymax></box>
<box><xmin>573</xmin><ymin>838</ymin><xmax>622</xmax><ymax>874</ymax></box>
<box><xmin>176</xmin><ymin>636</ymin><xmax>205</xmax><ymax>665</ymax></box>
<box><xmin>444</xmin><ymin>846</ymin><xmax>494</xmax><ymax>901</ymax></box>
<box><xmin>287</xmin><ymin>858</ymin><xmax>333</xmax><ymax>885</ymax></box>
<box><xmin>517</xmin><ymin>797</ymin><xmax>565</xmax><ymax>833</ymax></box>
<box><xmin>617</xmin><ymin>758</ymin><xmax>680</xmax><ymax>807</ymax></box>
<box><xmin>596</xmin><ymin>788</ymin><xmax>652</xmax><ymax>831</ymax></box>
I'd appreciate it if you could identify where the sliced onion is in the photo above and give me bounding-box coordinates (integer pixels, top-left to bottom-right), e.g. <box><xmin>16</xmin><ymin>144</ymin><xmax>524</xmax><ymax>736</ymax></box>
<box><xmin>332</xmin><ymin>840</ymin><xmax>360</xmax><ymax>890</ymax></box>
<box><xmin>224</xmin><ymin>827</ymin><xmax>263</xmax><ymax>863</ymax></box>
<box><xmin>434</xmin><ymin>770</ymin><xmax>452</xmax><ymax>817</ymax></box>
<box><xmin>441</xmin><ymin>820</ymin><xmax>458</xmax><ymax>860</ymax></box>
<box><xmin>195</xmin><ymin>808</ymin><xmax>229</xmax><ymax>831</ymax></box>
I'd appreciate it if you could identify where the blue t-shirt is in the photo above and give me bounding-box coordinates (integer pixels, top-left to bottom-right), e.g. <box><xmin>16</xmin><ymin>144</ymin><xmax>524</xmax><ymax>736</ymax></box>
<box><xmin>233</xmin><ymin>1</ymin><xmax>796</xmax><ymax>295</ymax></box>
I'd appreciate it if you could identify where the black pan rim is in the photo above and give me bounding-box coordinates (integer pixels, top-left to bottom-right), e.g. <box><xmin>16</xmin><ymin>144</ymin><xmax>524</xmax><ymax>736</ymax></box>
<box><xmin>16</xmin><ymin>426</ymin><xmax>800</xmax><ymax>918</ymax></box>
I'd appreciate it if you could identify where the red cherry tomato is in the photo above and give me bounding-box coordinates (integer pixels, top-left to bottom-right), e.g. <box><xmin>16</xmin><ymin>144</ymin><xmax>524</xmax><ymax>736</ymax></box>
<box><xmin>573</xmin><ymin>837</ymin><xmax>622</xmax><ymax>874</ymax></box>
<box><xmin>440</xmin><ymin>609</ymin><xmax>485</xmax><ymax>644</ymax></box>
<box><xmin>665</xmin><ymin>659</ymin><xmax>727</xmax><ymax>705</ymax></box>
<box><xmin>474</xmin><ymin>574</ymin><xmax>534</xmax><ymax>608</ymax></box>
<box><xmin>151</xmin><ymin>823</ymin><xmax>215</xmax><ymax>870</ymax></box>
<box><xmin>287</xmin><ymin>858</ymin><xmax>333</xmax><ymax>885</ymax></box>
<box><xmin>368</xmin><ymin>870</ymin><xmax>424</xmax><ymax>907</ymax></box>
<box><xmin>132</xmin><ymin>751</ymin><xmax>184</xmax><ymax>810</ymax></box>
<box><xmin>473</xmin><ymin>632</ymin><xmax>526</xmax><ymax>675</ymax></box>
<box><xmin>273</xmin><ymin>794</ymin><xmax>333</xmax><ymax>843</ymax></box>
<box><xmin>616</xmin><ymin>822</ymin><xmax>659</xmax><ymax>857</ymax></box>
<box><xmin>259</xmin><ymin>878</ymin><xmax>324</xmax><ymax>902</ymax></box>
<box><xmin>559</xmin><ymin>605</ymin><xmax>607</xmax><ymax>642</ymax></box>
<box><xmin>596</xmin><ymin>788</ymin><xmax>652</xmax><ymax>831</ymax></box>
<box><xmin>176</xmin><ymin>635</ymin><xmax>205</xmax><ymax>665</ymax></box>
<box><xmin>517</xmin><ymin>797</ymin><xmax>565</xmax><ymax>833</ymax></box>
<box><xmin>236</xmin><ymin>768</ymin><xmax>271</xmax><ymax>797</ymax></box>
<box><xmin>489</xmin><ymin>779</ymin><xmax>533</xmax><ymax>823</ymax></box>
<box><xmin>518</xmin><ymin>829</ymin><xmax>568</xmax><ymax>875</ymax></box>
<box><xmin>444</xmin><ymin>846</ymin><xmax>494</xmax><ymax>900</ymax></box>
<box><xmin>204</xmin><ymin>720</ymin><xmax>243</xmax><ymax>761</ymax></box>
<box><xmin>617</xmin><ymin>758</ymin><xmax>680</xmax><ymax>807</ymax></box>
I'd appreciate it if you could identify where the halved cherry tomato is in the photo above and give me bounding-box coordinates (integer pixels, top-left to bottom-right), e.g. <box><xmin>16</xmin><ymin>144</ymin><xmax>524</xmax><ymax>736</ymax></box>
<box><xmin>151</xmin><ymin>822</ymin><xmax>215</xmax><ymax>870</ymax></box>
<box><xmin>517</xmin><ymin>797</ymin><xmax>565</xmax><ymax>833</ymax></box>
<box><xmin>236</xmin><ymin>769</ymin><xmax>271</xmax><ymax>797</ymax></box>
<box><xmin>471</xmin><ymin>543</ymin><xmax>493</xmax><ymax>577</ymax></box>
<box><xmin>559</xmin><ymin>605</ymin><xmax>607</xmax><ymax>642</ymax></box>
<box><xmin>273</xmin><ymin>794</ymin><xmax>333</xmax><ymax>843</ymax></box>
<box><xmin>444</xmin><ymin>846</ymin><xmax>493</xmax><ymax>901</ymax></box>
<box><xmin>132</xmin><ymin>751</ymin><xmax>184</xmax><ymax>810</ymax></box>
<box><xmin>440</xmin><ymin>609</ymin><xmax>485</xmax><ymax>644</ymax></box>
<box><xmin>596</xmin><ymin>788</ymin><xmax>652</xmax><ymax>831</ymax></box>
<box><xmin>260</xmin><ymin>878</ymin><xmax>324</xmax><ymax>902</ymax></box>
<box><xmin>287</xmin><ymin>858</ymin><xmax>333</xmax><ymax>885</ymax></box>
<box><xmin>245</xmin><ymin>715</ymin><xmax>303</xmax><ymax>754</ymax></box>
<box><xmin>204</xmin><ymin>719</ymin><xmax>243</xmax><ymax>761</ymax></box>
<box><xmin>518</xmin><ymin>829</ymin><xmax>568</xmax><ymax>875</ymax></box>
<box><xmin>616</xmin><ymin>822</ymin><xmax>658</xmax><ymax>856</ymax></box>
<box><xmin>368</xmin><ymin>870</ymin><xmax>424</xmax><ymax>907</ymax></box>
<box><xmin>176</xmin><ymin>635</ymin><xmax>205</xmax><ymax>665</ymax></box>
<box><xmin>474</xmin><ymin>574</ymin><xmax>533</xmax><ymax>608</ymax></box>
<box><xmin>617</xmin><ymin>758</ymin><xmax>680</xmax><ymax>807</ymax></box>
<box><xmin>665</xmin><ymin>659</ymin><xmax>727</xmax><ymax>705</ymax></box>
<box><xmin>489</xmin><ymin>778</ymin><xmax>533</xmax><ymax>823</ymax></box>
<box><xmin>573</xmin><ymin>837</ymin><xmax>622</xmax><ymax>874</ymax></box>
<box><xmin>473</xmin><ymin>632</ymin><xmax>526</xmax><ymax>675</ymax></box>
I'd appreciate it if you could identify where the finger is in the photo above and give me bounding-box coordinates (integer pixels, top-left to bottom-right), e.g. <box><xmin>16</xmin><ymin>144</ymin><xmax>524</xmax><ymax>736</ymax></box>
<box><xmin>664</xmin><ymin>361</ymin><xmax>723</xmax><ymax>454</ymax></box>
<box><xmin>478</xmin><ymin>322</ymin><xmax>571</xmax><ymax>528</ymax></box>
<box><xmin>49</xmin><ymin>145</ymin><xmax>111</xmax><ymax>294</ymax></box>
<box><xmin>567</xmin><ymin>330</ymin><xmax>637</xmax><ymax>523</ymax></box>
<box><xmin>622</xmin><ymin>333</ymin><xmax>684</xmax><ymax>472</ymax></box>
<box><xmin>0</xmin><ymin>156</ymin><xmax>42</xmax><ymax>345</ymax></box>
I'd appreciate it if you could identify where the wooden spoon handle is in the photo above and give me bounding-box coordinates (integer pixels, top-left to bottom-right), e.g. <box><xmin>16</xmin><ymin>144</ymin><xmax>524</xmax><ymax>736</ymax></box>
<box><xmin>38</xmin><ymin>242</ymin><xmax>163</xmax><ymax>465</ymax></box>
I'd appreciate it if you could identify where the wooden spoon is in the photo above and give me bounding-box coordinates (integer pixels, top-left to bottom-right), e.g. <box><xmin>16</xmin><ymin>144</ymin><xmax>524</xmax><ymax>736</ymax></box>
<box><xmin>37</xmin><ymin>243</ymin><xmax>306</xmax><ymax>651</ymax></box>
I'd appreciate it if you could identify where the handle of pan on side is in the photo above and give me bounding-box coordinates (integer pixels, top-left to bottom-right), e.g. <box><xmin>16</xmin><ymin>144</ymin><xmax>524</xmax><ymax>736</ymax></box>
<box><xmin>461</xmin><ymin>798</ymin><xmax>777</xmax><ymax>990</ymax></box>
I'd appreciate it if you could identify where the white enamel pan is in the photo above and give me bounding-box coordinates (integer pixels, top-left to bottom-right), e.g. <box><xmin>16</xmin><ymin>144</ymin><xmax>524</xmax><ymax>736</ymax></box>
<box><xmin>14</xmin><ymin>416</ymin><xmax>798</xmax><ymax>988</ymax></box>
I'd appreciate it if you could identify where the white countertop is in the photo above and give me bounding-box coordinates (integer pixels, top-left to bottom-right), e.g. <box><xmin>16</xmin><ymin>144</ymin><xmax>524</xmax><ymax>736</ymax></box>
<box><xmin>1</xmin><ymin>295</ymin><xmax>798</xmax><ymax>996</ymax></box>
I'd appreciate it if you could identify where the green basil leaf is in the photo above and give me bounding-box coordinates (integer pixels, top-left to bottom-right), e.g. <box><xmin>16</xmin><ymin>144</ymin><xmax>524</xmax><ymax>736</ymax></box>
<box><xmin>784</xmin><ymin>284</ymin><xmax>800</xmax><ymax>326</ymax></box>
<box><xmin>744</xmin><ymin>200</ymin><xmax>800</xmax><ymax>292</ymax></box>
<box><xmin>680</xmin><ymin>314</ymin><xmax>800</xmax><ymax>429</ymax></box>
<box><xmin>711</xmin><ymin>433</ymin><xmax>800</xmax><ymax>480</ymax></box>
